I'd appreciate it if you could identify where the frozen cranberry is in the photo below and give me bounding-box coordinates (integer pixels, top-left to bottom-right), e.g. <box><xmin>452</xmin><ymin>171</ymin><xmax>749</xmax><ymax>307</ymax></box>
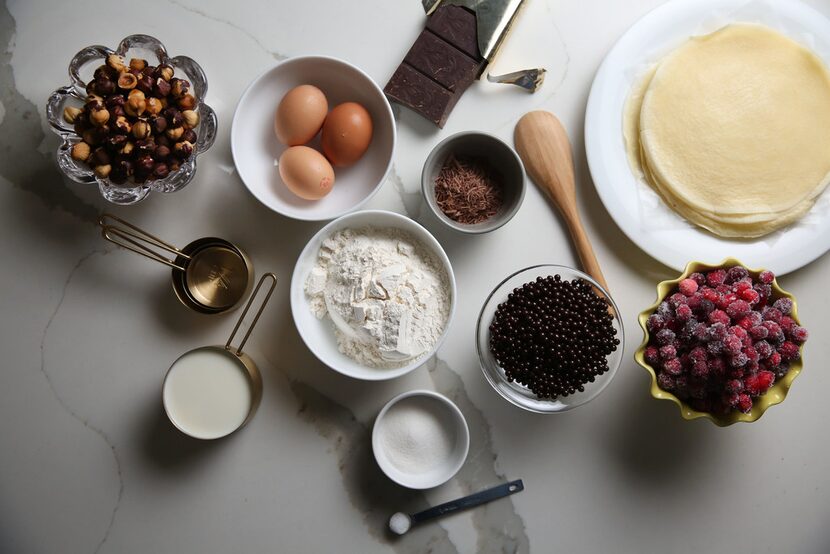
<box><xmin>691</xmin><ymin>360</ymin><xmax>709</xmax><ymax>379</ymax></box>
<box><xmin>676</xmin><ymin>304</ymin><xmax>693</xmax><ymax>321</ymax></box>
<box><xmin>745</xmin><ymin>346</ymin><xmax>759</xmax><ymax>363</ymax></box>
<box><xmin>725</xmin><ymin>379</ymin><xmax>744</xmax><ymax>394</ymax></box>
<box><xmin>731</xmin><ymin>326</ymin><xmax>748</xmax><ymax>340</ymax></box>
<box><xmin>729</xmin><ymin>352</ymin><xmax>749</xmax><ymax>368</ymax></box>
<box><xmin>758</xmin><ymin>270</ymin><xmax>775</xmax><ymax>284</ymax></box>
<box><xmin>657</xmin><ymin>373</ymin><xmax>675</xmax><ymax>391</ymax></box>
<box><xmin>644</xmin><ymin>346</ymin><xmax>660</xmax><ymax>365</ymax></box>
<box><xmin>762</xmin><ymin>321</ymin><xmax>784</xmax><ymax>344</ymax></box>
<box><xmin>689</xmin><ymin>272</ymin><xmax>706</xmax><ymax>286</ymax></box>
<box><xmin>744</xmin><ymin>370</ymin><xmax>775</xmax><ymax>396</ymax></box>
<box><xmin>659</xmin><ymin>345</ymin><xmax>677</xmax><ymax>360</ymax></box>
<box><xmin>707</xmin><ymin>269</ymin><xmax>727</xmax><ymax>287</ymax></box>
<box><xmin>692</xmin><ymin>323</ymin><xmax>709</xmax><ymax>342</ymax></box>
<box><xmin>726</xmin><ymin>266</ymin><xmax>749</xmax><ymax>284</ymax></box>
<box><xmin>773</xmin><ymin>298</ymin><xmax>793</xmax><ymax>315</ymax></box>
<box><xmin>749</xmin><ymin>326</ymin><xmax>769</xmax><ymax>340</ymax></box>
<box><xmin>707</xmin><ymin>341</ymin><xmax>724</xmax><ymax>356</ymax></box>
<box><xmin>669</xmin><ymin>292</ymin><xmax>687</xmax><ymax>308</ymax></box>
<box><xmin>763</xmin><ymin>307</ymin><xmax>783</xmax><ymax>323</ymax></box>
<box><xmin>779</xmin><ymin>316</ymin><xmax>796</xmax><ymax>334</ymax></box>
<box><xmin>656</xmin><ymin>328</ymin><xmax>676</xmax><ymax>346</ymax></box>
<box><xmin>679</xmin><ymin>278</ymin><xmax>699</xmax><ymax>296</ymax></box>
<box><xmin>726</xmin><ymin>300</ymin><xmax>751</xmax><ymax>319</ymax></box>
<box><xmin>663</xmin><ymin>358</ymin><xmax>683</xmax><ymax>376</ymax></box>
<box><xmin>708</xmin><ymin>357</ymin><xmax>727</xmax><ymax>378</ymax></box>
<box><xmin>647</xmin><ymin>314</ymin><xmax>666</xmax><ymax>332</ymax></box>
<box><xmin>717</xmin><ymin>293</ymin><xmax>738</xmax><ymax>310</ymax></box>
<box><xmin>790</xmin><ymin>326</ymin><xmax>809</xmax><ymax>343</ymax></box>
<box><xmin>768</xmin><ymin>351</ymin><xmax>782</xmax><ymax>367</ymax></box>
<box><xmin>657</xmin><ymin>301</ymin><xmax>673</xmax><ymax>319</ymax></box>
<box><xmin>702</xmin><ymin>288</ymin><xmax>719</xmax><ymax>303</ymax></box>
<box><xmin>736</xmin><ymin>394</ymin><xmax>753</xmax><ymax>413</ymax></box>
<box><xmin>754</xmin><ymin>340</ymin><xmax>773</xmax><ymax>359</ymax></box>
<box><xmin>739</xmin><ymin>288</ymin><xmax>760</xmax><ymax>304</ymax></box>
<box><xmin>779</xmin><ymin>341</ymin><xmax>800</xmax><ymax>361</ymax></box>
<box><xmin>707</xmin><ymin>322</ymin><xmax>728</xmax><ymax>342</ymax></box>
<box><xmin>709</xmin><ymin>310</ymin><xmax>730</xmax><ymax>326</ymax></box>
<box><xmin>723</xmin><ymin>335</ymin><xmax>742</xmax><ymax>355</ymax></box>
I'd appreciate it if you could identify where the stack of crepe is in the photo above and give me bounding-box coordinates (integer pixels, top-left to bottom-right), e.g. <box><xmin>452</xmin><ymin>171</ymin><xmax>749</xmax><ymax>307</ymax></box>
<box><xmin>624</xmin><ymin>24</ymin><xmax>830</xmax><ymax>238</ymax></box>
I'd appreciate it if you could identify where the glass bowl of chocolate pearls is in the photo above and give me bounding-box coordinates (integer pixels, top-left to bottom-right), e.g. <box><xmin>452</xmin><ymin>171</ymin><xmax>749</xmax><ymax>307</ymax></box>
<box><xmin>46</xmin><ymin>34</ymin><xmax>217</xmax><ymax>205</ymax></box>
<box><xmin>477</xmin><ymin>265</ymin><xmax>623</xmax><ymax>413</ymax></box>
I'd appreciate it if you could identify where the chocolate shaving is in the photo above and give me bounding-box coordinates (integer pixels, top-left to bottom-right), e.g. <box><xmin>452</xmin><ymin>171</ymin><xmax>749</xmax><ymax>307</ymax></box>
<box><xmin>434</xmin><ymin>154</ymin><xmax>504</xmax><ymax>224</ymax></box>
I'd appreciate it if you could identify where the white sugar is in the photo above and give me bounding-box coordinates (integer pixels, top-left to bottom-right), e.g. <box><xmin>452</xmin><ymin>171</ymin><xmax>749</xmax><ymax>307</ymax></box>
<box><xmin>378</xmin><ymin>396</ymin><xmax>456</xmax><ymax>475</ymax></box>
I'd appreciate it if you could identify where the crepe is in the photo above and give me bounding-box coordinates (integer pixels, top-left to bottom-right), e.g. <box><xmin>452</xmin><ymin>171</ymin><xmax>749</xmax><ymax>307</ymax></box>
<box><xmin>624</xmin><ymin>24</ymin><xmax>830</xmax><ymax>238</ymax></box>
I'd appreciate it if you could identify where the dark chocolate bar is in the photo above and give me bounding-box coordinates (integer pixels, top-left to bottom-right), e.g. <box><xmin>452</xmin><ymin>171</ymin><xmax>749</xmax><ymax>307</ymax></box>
<box><xmin>384</xmin><ymin>4</ymin><xmax>485</xmax><ymax>128</ymax></box>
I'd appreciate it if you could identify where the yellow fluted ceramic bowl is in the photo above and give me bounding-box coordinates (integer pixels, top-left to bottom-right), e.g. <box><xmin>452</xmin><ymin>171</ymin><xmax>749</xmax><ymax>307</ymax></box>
<box><xmin>635</xmin><ymin>258</ymin><xmax>804</xmax><ymax>426</ymax></box>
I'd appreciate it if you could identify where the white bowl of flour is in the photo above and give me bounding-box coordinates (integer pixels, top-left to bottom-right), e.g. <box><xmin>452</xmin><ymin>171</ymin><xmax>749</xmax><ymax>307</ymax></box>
<box><xmin>291</xmin><ymin>210</ymin><xmax>456</xmax><ymax>380</ymax></box>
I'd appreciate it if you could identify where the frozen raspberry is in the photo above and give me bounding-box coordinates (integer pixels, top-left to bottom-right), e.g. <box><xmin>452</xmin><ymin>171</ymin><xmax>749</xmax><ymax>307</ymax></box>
<box><xmin>779</xmin><ymin>341</ymin><xmax>800</xmax><ymax>361</ymax></box>
<box><xmin>729</xmin><ymin>352</ymin><xmax>749</xmax><ymax>368</ymax></box>
<box><xmin>725</xmin><ymin>379</ymin><xmax>744</xmax><ymax>394</ymax></box>
<box><xmin>739</xmin><ymin>288</ymin><xmax>760</xmax><ymax>305</ymax></box>
<box><xmin>656</xmin><ymin>328</ymin><xmax>675</xmax><ymax>346</ymax></box>
<box><xmin>678</xmin><ymin>278</ymin><xmax>699</xmax><ymax>296</ymax></box>
<box><xmin>773</xmin><ymin>298</ymin><xmax>794</xmax><ymax>315</ymax></box>
<box><xmin>689</xmin><ymin>272</ymin><xmax>706</xmax><ymax>286</ymax></box>
<box><xmin>736</xmin><ymin>394</ymin><xmax>753</xmax><ymax>413</ymax></box>
<box><xmin>707</xmin><ymin>322</ymin><xmax>728</xmax><ymax>342</ymax></box>
<box><xmin>726</xmin><ymin>300</ymin><xmax>751</xmax><ymax>319</ymax></box>
<box><xmin>744</xmin><ymin>370</ymin><xmax>775</xmax><ymax>396</ymax></box>
<box><xmin>707</xmin><ymin>341</ymin><xmax>724</xmax><ymax>356</ymax></box>
<box><xmin>790</xmin><ymin>326</ymin><xmax>809</xmax><ymax>343</ymax></box>
<box><xmin>708</xmin><ymin>357</ymin><xmax>727</xmax><ymax>378</ymax></box>
<box><xmin>709</xmin><ymin>310</ymin><xmax>730</xmax><ymax>326</ymax></box>
<box><xmin>779</xmin><ymin>316</ymin><xmax>796</xmax><ymax>334</ymax></box>
<box><xmin>758</xmin><ymin>270</ymin><xmax>775</xmax><ymax>284</ymax></box>
<box><xmin>763</xmin><ymin>307</ymin><xmax>783</xmax><ymax>323</ymax></box>
<box><xmin>669</xmin><ymin>292</ymin><xmax>688</xmax><ymax>308</ymax></box>
<box><xmin>762</xmin><ymin>321</ymin><xmax>784</xmax><ymax>344</ymax></box>
<box><xmin>723</xmin><ymin>334</ymin><xmax>742</xmax><ymax>355</ymax></box>
<box><xmin>707</xmin><ymin>269</ymin><xmax>727</xmax><ymax>287</ymax></box>
<box><xmin>768</xmin><ymin>351</ymin><xmax>782</xmax><ymax>367</ymax></box>
<box><xmin>663</xmin><ymin>358</ymin><xmax>683</xmax><ymax>376</ymax></box>
<box><xmin>745</xmin><ymin>346</ymin><xmax>759</xmax><ymax>363</ymax></box>
<box><xmin>657</xmin><ymin>373</ymin><xmax>675</xmax><ymax>391</ymax></box>
<box><xmin>647</xmin><ymin>314</ymin><xmax>666</xmax><ymax>332</ymax></box>
<box><xmin>691</xmin><ymin>360</ymin><xmax>709</xmax><ymax>379</ymax></box>
<box><xmin>659</xmin><ymin>345</ymin><xmax>677</xmax><ymax>360</ymax></box>
<box><xmin>749</xmin><ymin>326</ymin><xmax>769</xmax><ymax>340</ymax></box>
<box><xmin>675</xmin><ymin>304</ymin><xmax>693</xmax><ymax>321</ymax></box>
<box><xmin>702</xmin><ymin>288</ymin><xmax>719</xmax><ymax>303</ymax></box>
<box><xmin>754</xmin><ymin>340</ymin><xmax>773</xmax><ymax>359</ymax></box>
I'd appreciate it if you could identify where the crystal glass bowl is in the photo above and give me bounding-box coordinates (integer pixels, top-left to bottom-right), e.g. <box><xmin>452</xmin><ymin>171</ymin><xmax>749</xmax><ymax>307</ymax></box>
<box><xmin>46</xmin><ymin>35</ymin><xmax>217</xmax><ymax>205</ymax></box>
<box><xmin>476</xmin><ymin>265</ymin><xmax>624</xmax><ymax>413</ymax></box>
<box><xmin>635</xmin><ymin>258</ymin><xmax>805</xmax><ymax>426</ymax></box>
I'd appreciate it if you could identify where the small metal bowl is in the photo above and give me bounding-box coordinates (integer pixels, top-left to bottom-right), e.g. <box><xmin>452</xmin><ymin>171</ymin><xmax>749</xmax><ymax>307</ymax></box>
<box><xmin>421</xmin><ymin>132</ymin><xmax>525</xmax><ymax>234</ymax></box>
<box><xmin>46</xmin><ymin>34</ymin><xmax>217</xmax><ymax>205</ymax></box>
<box><xmin>635</xmin><ymin>258</ymin><xmax>805</xmax><ymax>426</ymax></box>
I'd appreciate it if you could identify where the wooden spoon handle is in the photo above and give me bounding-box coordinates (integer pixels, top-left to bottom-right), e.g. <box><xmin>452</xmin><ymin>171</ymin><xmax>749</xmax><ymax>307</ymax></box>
<box><xmin>561</xmin><ymin>209</ymin><xmax>609</xmax><ymax>292</ymax></box>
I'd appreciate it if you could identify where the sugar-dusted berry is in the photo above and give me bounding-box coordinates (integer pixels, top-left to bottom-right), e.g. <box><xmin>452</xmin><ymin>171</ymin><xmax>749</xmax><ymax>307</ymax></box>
<box><xmin>779</xmin><ymin>341</ymin><xmax>800</xmax><ymax>361</ymax></box>
<box><xmin>773</xmin><ymin>297</ymin><xmax>793</xmax><ymax>315</ymax></box>
<box><xmin>708</xmin><ymin>309</ymin><xmax>730</xmax><ymax>326</ymax></box>
<box><xmin>647</xmin><ymin>314</ymin><xmax>666</xmax><ymax>332</ymax></box>
<box><xmin>758</xmin><ymin>270</ymin><xmax>775</xmax><ymax>284</ymax></box>
<box><xmin>790</xmin><ymin>326</ymin><xmax>809</xmax><ymax>343</ymax></box>
<box><xmin>659</xmin><ymin>345</ymin><xmax>677</xmax><ymax>360</ymax></box>
<box><xmin>663</xmin><ymin>358</ymin><xmax>683</xmax><ymax>376</ymax></box>
<box><xmin>706</xmin><ymin>268</ymin><xmax>727</xmax><ymax>287</ymax></box>
<box><xmin>678</xmin><ymin>278</ymin><xmax>699</xmax><ymax>296</ymax></box>
<box><xmin>657</xmin><ymin>373</ymin><xmax>675</xmax><ymax>391</ymax></box>
<box><xmin>736</xmin><ymin>394</ymin><xmax>753</xmax><ymax>413</ymax></box>
<box><xmin>726</xmin><ymin>266</ymin><xmax>749</xmax><ymax>284</ymax></box>
<box><xmin>656</xmin><ymin>328</ymin><xmax>675</xmax><ymax>346</ymax></box>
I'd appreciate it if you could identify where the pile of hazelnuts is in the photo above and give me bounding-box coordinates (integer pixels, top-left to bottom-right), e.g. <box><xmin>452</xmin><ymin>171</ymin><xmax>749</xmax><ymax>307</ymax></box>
<box><xmin>63</xmin><ymin>53</ymin><xmax>199</xmax><ymax>185</ymax></box>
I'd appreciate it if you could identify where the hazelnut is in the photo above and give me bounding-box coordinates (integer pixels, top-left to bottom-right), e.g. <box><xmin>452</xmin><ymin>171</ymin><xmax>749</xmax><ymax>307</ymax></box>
<box><xmin>153</xmin><ymin>144</ymin><xmax>171</xmax><ymax>160</ymax></box>
<box><xmin>94</xmin><ymin>64</ymin><xmax>118</xmax><ymax>81</ymax></box>
<box><xmin>113</xmin><ymin>115</ymin><xmax>132</xmax><ymax>134</ymax></box>
<box><xmin>159</xmin><ymin>97</ymin><xmax>169</xmax><ymax>108</ymax></box>
<box><xmin>128</xmin><ymin>89</ymin><xmax>146</xmax><ymax>102</ymax></box>
<box><xmin>158</xmin><ymin>65</ymin><xmax>174</xmax><ymax>81</ymax></box>
<box><xmin>156</xmin><ymin>135</ymin><xmax>171</xmax><ymax>148</ymax></box>
<box><xmin>177</xmin><ymin>94</ymin><xmax>196</xmax><ymax>111</ymax></box>
<box><xmin>150</xmin><ymin>115</ymin><xmax>167</xmax><ymax>134</ymax></box>
<box><xmin>136</xmin><ymin>75</ymin><xmax>154</xmax><ymax>95</ymax></box>
<box><xmin>105</xmin><ymin>134</ymin><xmax>127</xmax><ymax>151</ymax></box>
<box><xmin>153</xmin><ymin>162</ymin><xmax>170</xmax><ymax>179</ymax></box>
<box><xmin>129</xmin><ymin>58</ymin><xmax>147</xmax><ymax>71</ymax></box>
<box><xmin>142</xmin><ymin>65</ymin><xmax>157</xmax><ymax>77</ymax></box>
<box><xmin>153</xmin><ymin>78</ymin><xmax>171</xmax><ymax>97</ymax></box>
<box><xmin>111</xmin><ymin>105</ymin><xmax>126</xmax><ymax>118</ymax></box>
<box><xmin>145</xmin><ymin>97</ymin><xmax>163</xmax><ymax>115</ymax></box>
<box><xmin>182</xmin><ymin>109</ymin><xmax>199</xmax><ymax>127</ymax></box>
<box><xmin>170</xmin><ymin>78</ymin><xmax>190</xmax><ymax>98</ymax></box>
<box><xmin>166</xmin><ymin>126</ymin><xmax>184</xmax><ymax>141</ymax></box>
<box><xmin>135</xmin><ymin>139</ymin><xmax>156</xmax><ymax>155</ymax></box>
<box><xmin>91</xmin><ymin>147</ymin><xmax>111</xmax><ymax>166</ymax></box>
<box><xmin>115</xmin><ymin>159</ymin><xmax>133</xmax><ymax>176</ymax></box>
<box><xmin>63</xmin><ymin>106</ymin><xmax>83</xmax><ymax>124</ymax></box>
<box><xmin>125</xmin><ymin>96</ymin><xmax>146</xmax><ymax>117</ymax></box>
<box><xmin>82</xmin><ymin>129</ymin><xmax>101</xmax><ymax>145</ymax></box>
<box><xmin>105</xmin><ymin>95</ymin><xmax>125</xmax><ymax>109</ymax></box>
<box><xmin>70</xmin><ymin>141</ymin><xmax>91</xmax><ymax>162</ymax></box>
<box><xmin>89</xmin><ymin>105</ymin><xmax>110</xmax><ymax>127</ymax></box>
<box><xmin>182</xmin><ymin>128</ymin><xmax>197</xmax><ymax>144</ymax></box>
<box><xmin>85</xmin><ymin>95</ymin><xmax>104</xmax><ymax>109</ymax></box>
<box><xmin>135</xmin><ymin>154</ymin><xmax>155</xmax><ymax>174</ymax></box>
<box><xmin>94</xmin><ymin>164</ymin><xmax>112</xmax><ymax>179</ymax></box>
<box><xmin>95</xmin><ymin>78</ymin><xmax>116</xmax><ymax>96</ymax></box>
<box><xmin>169</xmin><ymin>161</ymin><xmax>181</xmax><ymax>172</ymax></box>
<box><xmin>107</xmin><ymin>54</ymin><xmax>126</xmax><ymax>72</ymax></box>
<box><xmin>132</xmin><ymin>120</ymin><xmax>152</xmax><ymax>139</ymax></box>
<box><xmin>174</xmin><ymin>140</ymin><xmax>194</xmax><ymax>159</ymax></box>
<box><xmin>163</xmin><ymin>107</ymin><xmax>183</xmax><ymax>126</ymax></box>
<box><xmin>117</xmin><ymin>72</ymin><xmax>138</xmax><ymax>90</ymax></box>
<box><xmin>121</xmin><ymin>141</ymin><xmax>135</xmax><ymax>155</ymax></box>
<box><xmin>129</xmin><ymin>67</ymin><xmax>143</xmax><ymax>78</ymax></box>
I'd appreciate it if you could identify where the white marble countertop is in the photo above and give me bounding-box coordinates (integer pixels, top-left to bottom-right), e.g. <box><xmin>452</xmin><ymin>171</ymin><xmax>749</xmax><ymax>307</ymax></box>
<box><xmin>2</xmin><ymin>0</ymin><xmax>829</xmax><ymax>552</ymax></box>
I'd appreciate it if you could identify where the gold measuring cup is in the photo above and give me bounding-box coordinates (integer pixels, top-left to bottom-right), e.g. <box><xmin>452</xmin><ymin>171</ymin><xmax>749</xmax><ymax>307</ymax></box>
<box><xmin>99</xmin><ymin>214</ymin><xmax>253</xmax><ymax>314</ymax></box>
<box><xmin>162</xmin><ymin>273</ymin><xmax>277</xmax><ymax>440</ymax></box>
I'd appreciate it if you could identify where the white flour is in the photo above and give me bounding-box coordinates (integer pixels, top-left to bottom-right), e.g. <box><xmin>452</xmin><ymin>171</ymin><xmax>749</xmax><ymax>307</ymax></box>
<box><xmin>305</xmin><ymin>227</ymin><xmax>450</xmax><ymax>368</ymax></box>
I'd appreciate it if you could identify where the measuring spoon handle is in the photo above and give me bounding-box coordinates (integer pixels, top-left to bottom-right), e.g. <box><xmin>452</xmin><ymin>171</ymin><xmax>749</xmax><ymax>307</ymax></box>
<box><xmin>410</xmin><ymin>480</ymin><xmax>524</xmax><ymax>525</ymax></box>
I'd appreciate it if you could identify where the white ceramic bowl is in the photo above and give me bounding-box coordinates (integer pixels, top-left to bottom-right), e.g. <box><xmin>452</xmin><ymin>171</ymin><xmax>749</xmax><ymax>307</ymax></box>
<box><xmin>372</xmin><ymin>390</ymin><xmax>469</xmax><ymax>489</ymax></box>
<box><xmin>231</xmin><ymin>56</ymin><xmax>396</xmax><ymax>221</ymax></box>
<box><xmin>290</xmin><ymin>210</ymin><xmax>456</xmax><ymax>380</ymax></box>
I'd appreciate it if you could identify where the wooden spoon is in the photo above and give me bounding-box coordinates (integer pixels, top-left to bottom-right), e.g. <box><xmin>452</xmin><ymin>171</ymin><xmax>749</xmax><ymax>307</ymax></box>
<box><xmin>514</xmin><ymin>111</ymin><xmax>609</xmax><ymax>292</ymax></box>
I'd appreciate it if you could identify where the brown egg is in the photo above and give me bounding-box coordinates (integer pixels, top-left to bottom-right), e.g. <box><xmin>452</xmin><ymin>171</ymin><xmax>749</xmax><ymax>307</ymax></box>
<box><xmin>274</xmin><ymin>85</ymin><xmax>328</xmax><ymax>146</ymax></box>
<box><xmin>278</xmin><ymin>146</ymin><xmax>335</xmax><ymax>200</ymax></box>
<box><xmin>321</xmin><ymin>102</ymin><xmax>373</xmax><ymax>167</ymax></box>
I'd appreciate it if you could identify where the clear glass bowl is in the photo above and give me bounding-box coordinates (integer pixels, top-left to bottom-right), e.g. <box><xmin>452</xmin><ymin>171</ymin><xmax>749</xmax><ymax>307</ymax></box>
<box><xmin>46</xmin><ymin>34</ymin><xmax>217</xmax><ymax>205</ymax></box>
<box><xmin>476</xmin><ymin>265</ymin><xmax>624</xmax><ymax>414</ymax></box>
